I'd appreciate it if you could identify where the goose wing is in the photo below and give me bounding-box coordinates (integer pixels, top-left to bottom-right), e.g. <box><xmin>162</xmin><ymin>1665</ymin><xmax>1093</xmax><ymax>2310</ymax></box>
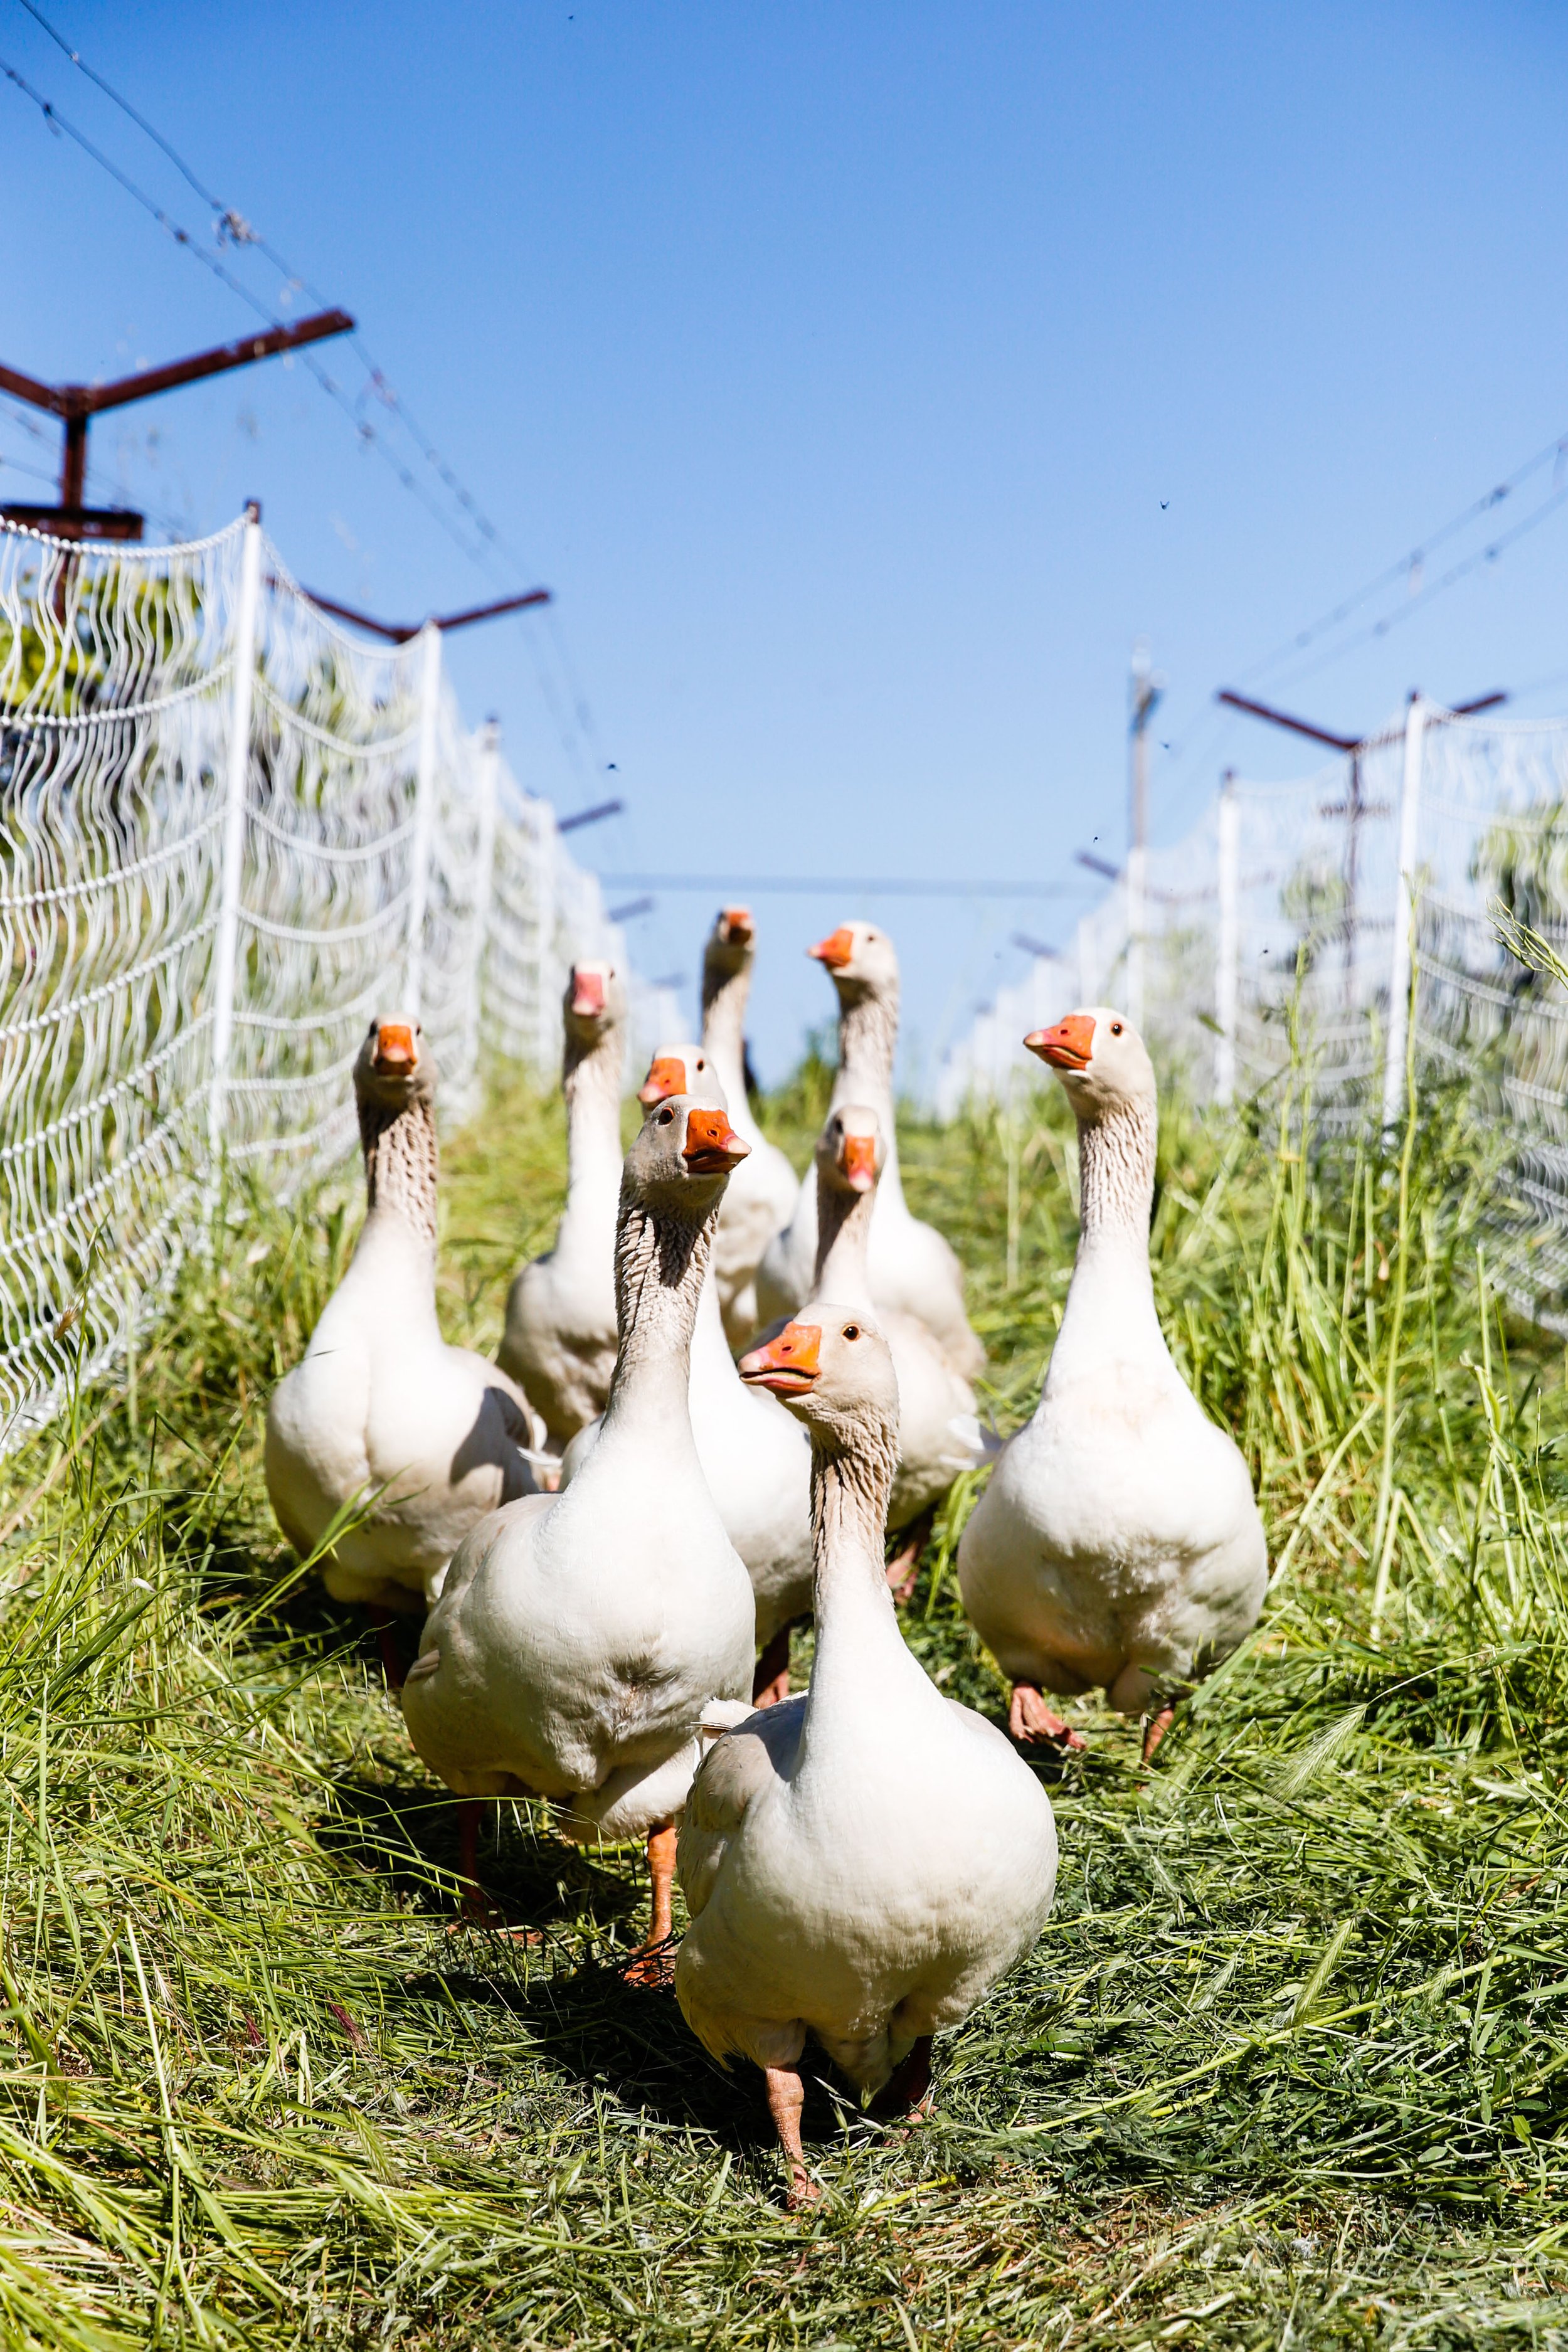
<box><xmin>680</xmin><ymin>1698</ymin><xmax>804</xmax><ymax>1920</ymax></box>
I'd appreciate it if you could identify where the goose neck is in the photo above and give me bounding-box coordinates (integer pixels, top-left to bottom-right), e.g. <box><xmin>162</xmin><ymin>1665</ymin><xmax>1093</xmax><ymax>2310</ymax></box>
<box><xmin>833</xmin><ymin>985</ymin><xmax>898</xmax><ymax>1113</ymax></box>
<box><xmin>1074</xmin><ymin>1100</ymin><xmax>1157</xmax><ymax>1256</ymax></box>
<box><xmin>359</xmin><ymin>1093</ymin><xmax>439</xmax><ymax>1251</ymax></box>
<box><xmin>1052</xmin><ymin>1101</ymin><xmax>1162</xmax><ymax>1362</ymax></box>
<box><xmin>600</xmin><ymin>1188</ymin><xmax>718</xmax><ymax>1441</ymax></box>
<box><xmin>701</xmin><ymin>956</ymin><xmax>751</xmax><ymax>1106</ymax></box>
<box><xmin>563</xmin><ymin>1024</ymin><xmax>625</xmax><ymax>1201</ymax></box>
<box><xmin>799</xmin><ymin>1426</ymin><xmax>916</xmax><ymax>1722</ymax></box>
<box><xmin>813</xmin><ymin>1176</ymin><xmax>876</xmax><ymax>1305</ymax></box>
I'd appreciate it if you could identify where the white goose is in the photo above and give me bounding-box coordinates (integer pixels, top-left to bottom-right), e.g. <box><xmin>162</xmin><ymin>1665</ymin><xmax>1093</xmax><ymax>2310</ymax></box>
<box><xmin>810</xmin><ymin>1103</ymin><xmax>987</xmax><ymax>1579</ymax></box>
<box><xmin>265</xmin><ymin>1019</ymin><xmax>539</xmax><ymax>1629</ymax></box>
<box><xmin>697</xmin><ymin>908</ymin><xmax>801</xmax><ymax>1347</ymax></box>
<box><xmin>756</xmin><ymin>921</ymin><xmax>983</xmax><ymax>1377</ymax></box>
<box><xmin>676</xmin><ymin>1312</ymin><xmax>1058</xmax><ymax>2208</ymax></box>
<box><xmin>563</xmin><ymin>1044</ymin><xmax>813</xmax><ymax>1707</ymax></box>
<box><xmin>403</xmin><ymin>1091</ymin><xmax>758</xmax><ymax>1957</ymax></box>
<box><xmin>958</xmin><ymin>1009</ymin><xmax>1268</xmax><ymax>1760</ymax></box>
<box><xmin>499</xmin><ymin>960</ymin><xmax>626</xmax><ymax>1446</ymax></box>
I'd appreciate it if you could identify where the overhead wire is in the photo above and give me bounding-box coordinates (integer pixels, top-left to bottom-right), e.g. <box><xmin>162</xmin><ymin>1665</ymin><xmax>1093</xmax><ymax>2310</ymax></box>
<box><xmin>1266</xmin><ymin>475</ymin><xmax>1568</xmax><ymax>697</ymax></box>
<box><xmin>5</xmin><ymin>2</ymin><xmax>526</xmax><ymax>575</ymax></box>
<box><xmin>1150</xmin><ymin>423</ymin><xmax>1568</xmax><ymax>835</ymax></box>
<box><xmin>0</xmin><ymin>53</ymin><xmax>501</xmax><ymax>570</ymax></box>
<box><xmin>1</xmin><ymin>1</ymin><xmax>617</xmax><ymax>798</ymax></box>
<box><xmin>1233</xmin><ymin>426</ymin><xmax>1568</xmax><ymax>693</ymax></box>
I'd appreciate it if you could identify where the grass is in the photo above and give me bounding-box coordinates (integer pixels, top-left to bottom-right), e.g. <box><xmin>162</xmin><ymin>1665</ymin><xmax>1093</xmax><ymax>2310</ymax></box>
<box><xmin>0</xmin><ymin>1046</ymin><xmax>1566</xmax><ymax>2346</ymax></box>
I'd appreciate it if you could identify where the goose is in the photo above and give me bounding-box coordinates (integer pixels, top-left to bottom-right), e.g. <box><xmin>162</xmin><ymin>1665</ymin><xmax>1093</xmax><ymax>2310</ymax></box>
<box><xmin>810</xmin><ymin>1103</ymin><xmax>987</xmax><ymax>1589</ymax></box>
<box><xmin>402</xmin><ymin>1091</ymin><xmax>758</xmax><ymax>1961</ymax></box>
<box><xmin>697</xmin><ymin>907</ymin><xmax>800</xmax><ymax>1346</ymax></box>
<box><xmin>499</xmin><ymin>960</ymin><xmax>627</xmax><ymax>1447</ymax></box>
<box><xmin>563</xmin><ymin>1044</ymin><xmax>813</xmax><ymax>1707</ymax></box>
<box><xmin>675</xmin><ymin>1311</ymin><xmax>1058</xmax><ymax>2208</ymax></box>
<box><xmin>756</xmin><ymin>921</ymin><xmax>983</xmax><ymax>1378</ymax></box>
<box><xmin>264</xmin><ymin>1019</ymin><xmax>540</xmax><ymax>1640</ymax></box>
<box><xmin>957</xmin><ymin>1009</ymin><xmax>1268</xmax><ymax>1760</ymax></box>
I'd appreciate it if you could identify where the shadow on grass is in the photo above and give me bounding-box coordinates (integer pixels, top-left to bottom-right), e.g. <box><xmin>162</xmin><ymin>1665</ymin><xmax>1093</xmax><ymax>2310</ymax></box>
<box><xmin>418</xmin><ymin>1943</ymin><xmax>858</xmax><ymax>2165</ymax></box>
<box><xmin>321</xmin><ymin>1766</ymin><xmax>645</xmax><ymax>1939</ymax></box>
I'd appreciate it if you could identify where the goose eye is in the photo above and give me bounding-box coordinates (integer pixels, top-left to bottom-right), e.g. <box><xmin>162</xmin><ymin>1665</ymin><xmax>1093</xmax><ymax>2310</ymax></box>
<box><xmin>842</xmin><ymin>1323</ymin><xmax>860</xmax><ymax>1340</ymax></box>
<box><xmin>658</xmin><ymin>1108</ymin><xmax>674</xmax><ymax>1125</ymax></box>
<box><xmin>1110</xmin><ymin>1022</ymin><xmax>1123</xmax><ymax>1036</ymax></box>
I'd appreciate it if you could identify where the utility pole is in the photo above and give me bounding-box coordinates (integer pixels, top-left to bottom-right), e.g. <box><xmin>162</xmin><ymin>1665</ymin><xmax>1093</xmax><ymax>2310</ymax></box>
<box><xmin>0</xmin><ymin>310</ymin><xmax>353</xmax><ymax>539</ymax></box>
<box><xmin>297</xmin><ymin>585</ymin><xmax>551</xmax><ymax>642</ymax></box>
<box><xmin>1126</xmin><ymin>640</ymin><xmax>1163</xmax><ymax>1030</ymax></box>
<box><xmin>1216</xmin><ymin>686</ymin><xmax>1505</xmax><ymax>1010</ymax></box>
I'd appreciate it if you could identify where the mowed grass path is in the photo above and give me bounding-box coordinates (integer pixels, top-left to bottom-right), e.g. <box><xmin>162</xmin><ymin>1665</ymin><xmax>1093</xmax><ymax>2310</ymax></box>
<box><xmin>0</xmin><ymin>1058</ymin><xmax>1565</xmax><ymax>2348</ymax></box>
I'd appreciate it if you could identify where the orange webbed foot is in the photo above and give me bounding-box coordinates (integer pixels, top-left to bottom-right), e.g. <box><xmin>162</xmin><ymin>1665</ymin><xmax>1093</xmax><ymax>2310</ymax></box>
<box><xmin>1008</xmin><ymin>1683</ymin><xmax>1087</xmax><ymax>1751</ymax></box>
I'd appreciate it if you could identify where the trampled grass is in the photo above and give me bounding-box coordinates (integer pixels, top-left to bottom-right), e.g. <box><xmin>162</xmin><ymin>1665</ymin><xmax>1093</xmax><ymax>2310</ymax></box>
<box><xmin>1</xmin><ymin>1048</ymin><xmax>1566</xmax><ymax>2347</ymax></box>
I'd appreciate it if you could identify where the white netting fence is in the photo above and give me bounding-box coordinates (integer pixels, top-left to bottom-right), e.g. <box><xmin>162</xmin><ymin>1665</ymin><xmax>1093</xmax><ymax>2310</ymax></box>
<box><xmin>0</xmin><ymin>509</ymin><xmax>662</xmax><ymax>1451</ymax></box>
<box><xmin>938</xmin><ymin>699</ymin><xmax>1568</xmax><ymax>1315</ymax></box>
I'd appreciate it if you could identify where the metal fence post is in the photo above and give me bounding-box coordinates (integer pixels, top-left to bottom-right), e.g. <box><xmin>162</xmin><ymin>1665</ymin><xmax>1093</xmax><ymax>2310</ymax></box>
<box><xmin>1381</xmin><ymin>693</ymin><xmax>1426</xmax><ymax>1130</ymax></box>
<box><xmin>405</xmin><ymin>620</ymin><xmax>443</xmax><ymax>1017</ymax></box>
<box><xmin>464</xmin><ymin>717</ymin><xmax>501</xmax><ymax>1085</ymax></box>
<box><xmin>1125</xmin><ymin>845</ymin><xmax>1145</xmax><ymax>1030</ymax></box>
<box><xmin>1215</xmin><ymin>770</ymin><xmax>1239</xmax><ymax>1107</ymax></box>
<box><xmin>208</xmin><ymin>502</ymin><xmax>263</xmax><ymax>1154</ymax></box>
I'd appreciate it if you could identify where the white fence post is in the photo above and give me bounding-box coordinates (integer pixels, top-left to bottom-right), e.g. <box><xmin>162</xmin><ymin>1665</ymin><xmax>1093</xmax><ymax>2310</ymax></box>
<box><xmin>464</xmin><ymin>717</ymin><xmax>501</xmax><ymax>1083</ymax></box>
<box><xmin>1381</xmin><ymin>693</ymin><xmax>1426</xmax><ymax>1130</ymax></box>
<box><xmin>1215</xmin><ymin>770</ymin><xmax>1239</xmax><ymax>1107</ymax></box>
<box><xmin>405</xmin><ymin>620</ymin><xmax>443</xmax><ymax>1018</ymax></box>
<box><xmin>534</xmin><ymin>806</ymin><xmax>558</xmax><ymax>1072</ymax></box>
<box><xmin>208</xmin><ymin>502</ymin><xmax>263</xmax><ymax>1154</ymax></box>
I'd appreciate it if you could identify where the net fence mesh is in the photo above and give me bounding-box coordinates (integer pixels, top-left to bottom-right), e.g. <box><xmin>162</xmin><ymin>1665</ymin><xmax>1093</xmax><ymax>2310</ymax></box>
<box><xmin>937</xmin><ymin>700</ymin><xmax>1568</xmax><ymax>1320</ymax></box>
<box><xmin>0</xmin><ymin>512</ymin><xmax>656</xmax><ymax>1452</ymax></box>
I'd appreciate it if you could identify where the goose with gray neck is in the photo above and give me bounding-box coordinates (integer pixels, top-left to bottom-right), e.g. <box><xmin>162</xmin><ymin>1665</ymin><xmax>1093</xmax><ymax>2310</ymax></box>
<box><xmin>698</xmin><ymin>908</ymin><xmax>802</xmax><ymax>1345</ymax></box>
<box><xmin>403</xmin><ymin>1091</ymin><xmax>758</xmax><ymax>1959</ymax></box>
<box><xmin>265</xmin><ymin>1017</ymin><xmax>539</xmax><ymax>1627</ymax></box>
<box><xmin>811</xmin><ymin>1102</ymin><xmax>987</xmax><ymax>1555</ymax></box>
<box><xmin>562</xmin><ymin>1042</ymin><xmax>813</xmax><ymax>1707</ymax></box>
<box><xmin>756</xmin><ymin>920</ymin><xmax>983</xmax><ymax>1377</ymax></box>
<box><xmin>499</xmin><ymin>959</ymin><xmax>627</xmax><ymax>1446</ymax></box>
<box><xmin>957</xmin><ymin>1007</ymin><xmax>1268</xmax><ymax>1761</ymax></box>
<box><xmin>675</xmin><ymin>1312</ymin><xmax>1057</xmax><ymax>2209</ymax></box>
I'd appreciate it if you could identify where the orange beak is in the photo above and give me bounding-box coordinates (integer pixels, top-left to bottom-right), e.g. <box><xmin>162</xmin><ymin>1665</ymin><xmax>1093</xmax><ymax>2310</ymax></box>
<box><xmin>569</xmin><ymin>967</ymin><xmax>606</xmax><ymax>1017</ymax></box>
<box><xmin>809</xmin><ymin>925</ymin><xmax>856</xmax><ymax>970</ymax></box>
<box><xmin>840</xmin><ymin>1131</ymin><xmax>877</xmax><ymax>1190</ymax></box>
<box><xmin>638</xmin><ymin>1054</ymin><xmax>687</xmax><ymax>1105</ymax></box>
<box><xmin>719</xmin><ymin>905</ymin><xmax>754</xmax><ymax>945</ymax></box>
<box><xmin>374</xmin><ymin>1021</ymin><xmax>416</xmax><ymax>1074</ymax></box>
<box><xmin>1025</xmin><ymin>1013</ymin><xmax>1096</xmax><ymax>1072</ymax></box>
<box><xmin>739</xmin><ymin>1322</ymin><xmax>822</xmax><ymax>1396</ymax></box>
<box><xmin>682</xmin><ymin>1107</ymin><xmax>750</xmax><ymax>1173</ymax></box>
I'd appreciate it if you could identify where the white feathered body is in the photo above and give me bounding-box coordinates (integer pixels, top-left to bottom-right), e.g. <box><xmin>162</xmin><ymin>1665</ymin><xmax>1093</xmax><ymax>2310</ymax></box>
<box><xmin>959</xmin><ymin>1233</ymin><xmax>1266</xmax><ymax>1707</ymax></box>
<box><xmin>265</xmin><ymin>1210</ymin><xmax>533</xmax><ymax>1612</ymax></box>
<box><xmin>677</xmin><ymin>1557</ymin><xmax>1057</xmax><ymax>2092</ymax></box>
<box><xmin>563</xmin><ymin>1271</ymin><xmax>813</xmax><ymax>1646</ymax></box>
<box><xmin>405</xmin><ymin>1208</ymin><xmax>758</xmax><ymax>1845</ymax></box>
<box><xmin>500</xmin><ymin>1170</ymin><xmax>620</xmax><ymax>1443</ymax></box>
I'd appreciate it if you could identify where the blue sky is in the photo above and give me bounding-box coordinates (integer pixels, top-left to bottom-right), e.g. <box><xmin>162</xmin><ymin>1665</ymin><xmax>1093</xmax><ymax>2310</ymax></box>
<box><xmin>4</xmin><ymin>0</ymin><xmax>1567</xmax><ymax>1082</ymax></box>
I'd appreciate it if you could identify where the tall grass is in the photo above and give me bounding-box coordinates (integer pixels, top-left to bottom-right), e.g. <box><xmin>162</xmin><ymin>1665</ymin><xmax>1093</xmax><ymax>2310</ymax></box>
<box><xmin>0</xmin><ymin>1049</ymin><xmax>1564</xmax><ymax>2346</ymax></box>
